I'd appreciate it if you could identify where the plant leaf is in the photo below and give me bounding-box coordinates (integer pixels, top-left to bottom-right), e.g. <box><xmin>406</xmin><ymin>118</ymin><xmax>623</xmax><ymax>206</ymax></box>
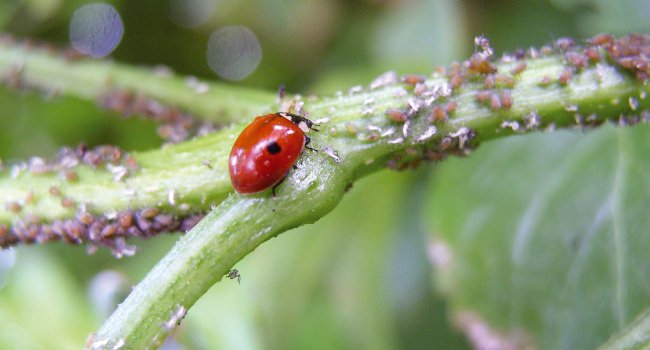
<box><xmin>424</xmin><ymin>123</ymin><xmax>650</xmax><ymax>349</ymax></box>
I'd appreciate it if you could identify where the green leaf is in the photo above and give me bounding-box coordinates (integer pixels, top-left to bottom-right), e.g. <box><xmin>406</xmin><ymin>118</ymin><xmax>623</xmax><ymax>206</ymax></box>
<box><xmin>425</xmin><ymin>123</ymin><xmax>650</xmax><ymax>349</ymax></box>
<box><xmin>0</xmin><ymin>249</ymin><xmax>95</xmax><ymax>350</ymax></box>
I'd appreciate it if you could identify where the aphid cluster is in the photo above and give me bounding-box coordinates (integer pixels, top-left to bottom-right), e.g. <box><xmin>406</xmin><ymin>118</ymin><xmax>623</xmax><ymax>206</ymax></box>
<box><xmin>597</xmin><ymin>33</ymin><xmax>650</xmax><ymax>81</ymax></box>
<box><xmin>0</xmin><ymin>34</ymin><xmax>215</xmax><ymax>144</ymax></box>
<box><xmin>0</xmin><ymin>208</ymin><xmax>203</xmax><ymax>258</ymax></box>
<box><xmin>5</xmin><ymin>144</ymin><xmax>138</xmax><ymax>183</ymax></box>
<box><xmin>100</xmin><ymin>89</ymin><xmax>216</xmax><ymax>143</ymax></box>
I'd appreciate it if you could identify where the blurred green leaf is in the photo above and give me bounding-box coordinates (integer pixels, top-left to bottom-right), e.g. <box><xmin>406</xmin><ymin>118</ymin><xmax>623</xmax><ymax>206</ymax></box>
<box><xmin>0</xmin><ymin>249</ymin><xmax>94</xmax><ymax>350</ymax></box>
<box><xmin>425</xmin><ymin>123</ymin><xmax>650</xmax><ymax>349</ymax></box>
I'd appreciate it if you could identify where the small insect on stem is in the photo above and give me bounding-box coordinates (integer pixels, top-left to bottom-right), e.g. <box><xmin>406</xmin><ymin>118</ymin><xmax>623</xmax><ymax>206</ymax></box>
<box><xmin>226</xmin><ymin>269</ymin><xmax>241</xmax><ymax>284</ymax></box>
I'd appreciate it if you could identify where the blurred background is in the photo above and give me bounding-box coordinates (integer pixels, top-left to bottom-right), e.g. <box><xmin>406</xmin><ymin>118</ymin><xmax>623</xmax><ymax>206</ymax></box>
<box><xmin>0</xmin><ymin>0</ymin><xmax>649</xmax><ymax>349</ymax></box>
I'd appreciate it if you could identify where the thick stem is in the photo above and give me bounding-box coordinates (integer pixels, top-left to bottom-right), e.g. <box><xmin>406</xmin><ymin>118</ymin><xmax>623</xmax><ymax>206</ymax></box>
<box><xmin>0</xmin><ymin>34</ymin><xmax>648</xmax><ymax>349</ymax></box>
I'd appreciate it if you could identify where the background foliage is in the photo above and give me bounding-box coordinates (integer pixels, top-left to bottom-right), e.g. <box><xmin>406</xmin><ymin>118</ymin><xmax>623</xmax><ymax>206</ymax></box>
<box><xmin>0</xmin><ymin>0</ymin><xmax>649</xmax><ymax>349</ymax></box>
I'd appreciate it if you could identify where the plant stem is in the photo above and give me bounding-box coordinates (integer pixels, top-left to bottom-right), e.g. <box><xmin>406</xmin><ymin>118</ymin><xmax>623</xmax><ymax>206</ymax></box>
<box><xmin>598</xmin><ymin>306</ymin><xmax>650</xmax><ymax>350</ymax></box>
<box><xmin>0</xmin><ymin>37</ymin><xmax>276</xmax><ymax>123</ymax></box>
<box><xmin>89</xmin><ymin>49</ymin><xmax>649</xmax><ymax>348</ymax></box>
<box><xmin>1</xmin><ymin>35</ymin><xmax>648</xmax><ymax>349</ymax></box>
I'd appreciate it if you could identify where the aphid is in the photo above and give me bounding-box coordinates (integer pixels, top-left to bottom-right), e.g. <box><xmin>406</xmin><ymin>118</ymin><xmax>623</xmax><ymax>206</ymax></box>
<box><xmin>61</xmin><ymin>197</ymin><xmax>76</xmax><ymax>208</ymax></box>
<box><xmin>49</xmin><ymin>186</ymin><xmax>61</xmax><ymax>197</ymax></box>
<box><xmin>500</xmin><ymin>90</ymin><xmax>513</xmax><ymax>110</ymax></box>
<box><xmin>78</xmin><ymin>212</ymin><xmax>95</xmax><ymax>225</ymax></box>
<box><xmin>226</xmin><ymin>269</ymin><xmax>241</xmax><ymax>284</ymax></box>
<box><xmin>401</xmin><ymin>74</ymin><xmax>426</xmax><ymax>86</ymax></box>
<box><xmin>554</xmin><ymin>37</ymin><xmax>575</xmax><ymax>51</ymax></box>
<box><xmin>510</xmin><ymin>62</ymin><xmax>527</xmax><ymax>75</ymax></box>
<box><xmin>587</xmin><ymin>34</ymin><xmax>614</xmax><ymax>47</ymax></box>
<box><xmin>118</xmin><ymin>211</ymin><xmax>133</xmax><ymax>228</ymax></box>
<box><xmin>445</xmin><ymin>101</ymin><xmax>458</xmax><ymax>114</ymax></box>
<box><xmin>558</xmin><ymin>68</ymin><xmax>574</xmax><ymax>85</ymax></box>
<box><xmin>466</xmin><ymin>53</ymin><xmax>497</xmax><ymax>74</ymax></box>
<box><xmin>63</xmin><ymin>170</ymin><xmax>78</xmax><ymax>182</ymax></box>
<box><xmin>584</xmin><ymin>47</ymin><xmax>601</xmax><ymax>62</ymax></box>
<box><xmin>476</xmin><ymin>90</ymin><xmax>492</xmax><ymax>104</ymax></box>
<box><xmin>229</xmin><ymin>112</ymin><xmax>318</xmax><ymax>195</ymax></box>
<box><xmin>430</xmin><ymin>106</ymin><xmax>448</xmax><ymax>122</ymax></box>
<box><xmin>5</xmin><ymin>201</ymin><xmax>21</xmax><ymax>213</ymax></box>
<box><xmin>141</xmin><ymin>207</ymin><xmax>159</xmax><ymax>219</ymax></box>
<box><xmin>490</xmin><ymin>93</ymin><xmax>502</xmax><ymax>110</ymax></box>
<box><xmin>449</xmin><ymin>72</ymin><xmax>465</xmax><ymax>90</ymax></box>
<box><xmin>565</xmin><ymin>51</ymin><xmax>588</xmax><ymax>68</ymax></box>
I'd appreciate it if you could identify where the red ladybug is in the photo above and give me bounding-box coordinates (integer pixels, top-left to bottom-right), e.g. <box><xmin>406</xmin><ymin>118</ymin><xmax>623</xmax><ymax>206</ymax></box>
<box><xmin>229</xmin><ymin>112</ymin><xmax>317</xmax><ymax>194</ymax></box>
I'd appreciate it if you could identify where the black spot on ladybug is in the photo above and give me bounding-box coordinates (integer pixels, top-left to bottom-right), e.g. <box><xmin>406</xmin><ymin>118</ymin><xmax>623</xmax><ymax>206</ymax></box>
<box><xmin>266</xmin><ymin>141</ymin><xmax>282</xmax><ymax>155</ymax></box>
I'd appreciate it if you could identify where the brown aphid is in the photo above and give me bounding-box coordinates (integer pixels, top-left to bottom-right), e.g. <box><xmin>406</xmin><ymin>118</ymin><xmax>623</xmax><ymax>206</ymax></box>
<box><xmin>430</xmin><ymin>106</ymin><xmax>448</xmax><ymax>122</ymax></box>
<box><xmin>587</xmin><ymin>33</ymin><xmax>614</xmax><ymax>47</ymax></box>
<box><xmin>511</xmin><ymin>62</ymin><xmax>527</xmax><ymax>75</ymax></box>
<box><xmin>0</xmin><ymin>224</ymin><xmax>7</xmax><ymax>237</ymax></box>
<box><xmin>450</xmin><ymin>73</ymin><xmax>465</xmax><ymax>90</ymax></box>
<box><xmin>554</xmin><ymin>37</ymin><xmax>575</xmax><ymax>51</ymax></box>
<box><xmin>23</xmin><ymin>224</ymin><xmax>39</xmax><ymax>242</ymax></box>
<box><xmin>500</xmin><ymin>90</ymin><xmax>513</xmax><ymax>110</ymax></box>
<box><xmin>494</xmin><ymin>74</ymin><xmax>516</xmax><ymax>88</ymax></box>
<box><xmin>124</xmin><ymin>155</ymin><xmax>138</xmax><ymax>170</ymax></box>
<box><xmin>100</xmin><ymin>89</ymin><xmax>134</xmax><ymax>114</ymax></box>
<box><xmin>61</xmin><ymin>197</ymin><xmax>76</xmax><ymax>208</ymax></box>
<box><xmin>565</xmin><ymin>51</ymin><xmax>588</xmax><ymax>68</ymax></box>
<box><xmin>401</xmin><ymin>74</ymin><xmax>426</xmax><ymax>86</ymax></box>
<box><xmin>78</xmin><ymin>212</ymin><xmax>95</xmax><ymax>225</ymax></box>
<box><xmin>141</xmin><ymin>207</ymin><xmax>159</xmax><ymax>219</ymax></box>
<box><xmin>584</xmin><ymin>47</ymin><xmax>601</xmax><ymax>62</ymax></box>
<box><xmin>100</xmin><ymin>224</ymin><xmax>118</xmax><ymax>238</ymax></box>
<box><xmin>467</xmin><ymin>53</ymin><xmax>497</xmax><ymax>74</ymax></box>
<box><xmin>5</xmin><ymin>201</ymin><xmax>21</xmax><ymax>213</ymax></box>
<box><xmin>49</xmin><ymin>186</ymin><xmax>61</xmax><ymax>197</ymax></box>
<box><xmin>445</xmin><ymin>100</ymin><xmax>458</xmax><ymax>114</ymax></box>
<box><xmin>385</xmin><ymin>108</ymin><xmax>408</xmax><ymax>122</ymax></box>
<box><xmin>617</xmin><ymin>57</ymin><xmax>637</xmax><ymax>70</ymax></box>
<box><xmin>490</xmin><ymin>93</ymin><xmax>502</xmax><ymax>110</ymax></box>
<box><xmin>63</xmin><ymin>170</ymin><xmax>78</xmax><ymax>182</ymax></box>
<box><xmin>83</xmin><ymin>151</ymin><xmax>102</xmax><ymax>167</ymax></box>
<box><xmin>63</xmin><ymin>220</ymin><xmax>85</xmax><ymax>243</ymax></box>
<box><xmin>413</xmin><ymin>83</ymin><xmax>428</xmax><ymax>96</ymax></box>
<box><xmin>540</xmin><ymin>45</ymin><xmax>554</xmax><ymax>56</ymax></box>
<box><xmin>476</xmin><ymin>90</ymin><xmax>492</xmax><ymax>104</ymax></box>
<box><xmin>558</xmin><ymin>68</ymin><xmax>574</xmax><ymax>85</ymax></box>
<box><xmin>118</xmin><ymin>211</ymin><xmax>133</xmax><ymax>228</ymax></box>
<box><xmin>484</xmin><ymin>74</ymin><xmax>495</xmax><ymax>89</ymax></box>
<box><xmin>439</xmin><ymin>136</ymin><xmax>453</xmax><ymax>151</ymax></box>
<box><xmin>154</xmin><ymin>214</ymin><xmax>175</xmax><ymax>227</ymax></box>
<box><xmin>98</xmin><ymin>146</ymin><xmax>122</xmax><ymax>163</ymax></box>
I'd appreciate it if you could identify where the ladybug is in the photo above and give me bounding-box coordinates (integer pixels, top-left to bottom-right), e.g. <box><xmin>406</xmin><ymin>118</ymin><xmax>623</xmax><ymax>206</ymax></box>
<box><xmin>229</xmin><ymin>112</ymin><xmax>317</xmax><ymax>195</ymax></box>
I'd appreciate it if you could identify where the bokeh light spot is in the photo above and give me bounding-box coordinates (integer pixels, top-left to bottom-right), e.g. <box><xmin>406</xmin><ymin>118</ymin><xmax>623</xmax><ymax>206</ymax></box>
<box><xmin>207</xmin><ymin>26</ymin><xmax>262</xmax><ymax>81</ymax></box>
<box><xmin>168</xmin><ymin>0</ymin><xmax>217</xmax><ymax>28</ymax></box>
<box><xmin>69</xmin><ymin>3</ymin><xmax>124</xmax><ymax>58</ymax></box>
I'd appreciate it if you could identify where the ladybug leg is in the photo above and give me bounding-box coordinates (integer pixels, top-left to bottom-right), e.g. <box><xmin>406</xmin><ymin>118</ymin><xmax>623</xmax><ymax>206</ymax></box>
<box><xmin>304</xmin><ymin>136</ymin><xmax>318</xmax><ymax>152</ymax></box>
<box><xmin>271</xmin><ymin>175</ymin><xmax>287</xmax><ymax>197</ymax></box>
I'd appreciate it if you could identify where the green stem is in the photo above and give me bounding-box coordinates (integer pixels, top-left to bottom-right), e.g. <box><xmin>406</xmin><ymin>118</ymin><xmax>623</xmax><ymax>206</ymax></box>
<box><xmin>89</xmin><ymin>54</ymin><xmax>649</xmax><ymax>347</ymax></box>
<box><xmin>1</xmin><ymin>35</ymin><xmax>648</xmax><ymax>349</ymax></box>
<box><xmin>598</xmin><ymin>306</ymin><xmax>650</xmax><ymax>350</ymax></box>
<box><xmin>0</xmin><ymin>38</ymin><xmax>276</xmax><ymax>122</ymax></box>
